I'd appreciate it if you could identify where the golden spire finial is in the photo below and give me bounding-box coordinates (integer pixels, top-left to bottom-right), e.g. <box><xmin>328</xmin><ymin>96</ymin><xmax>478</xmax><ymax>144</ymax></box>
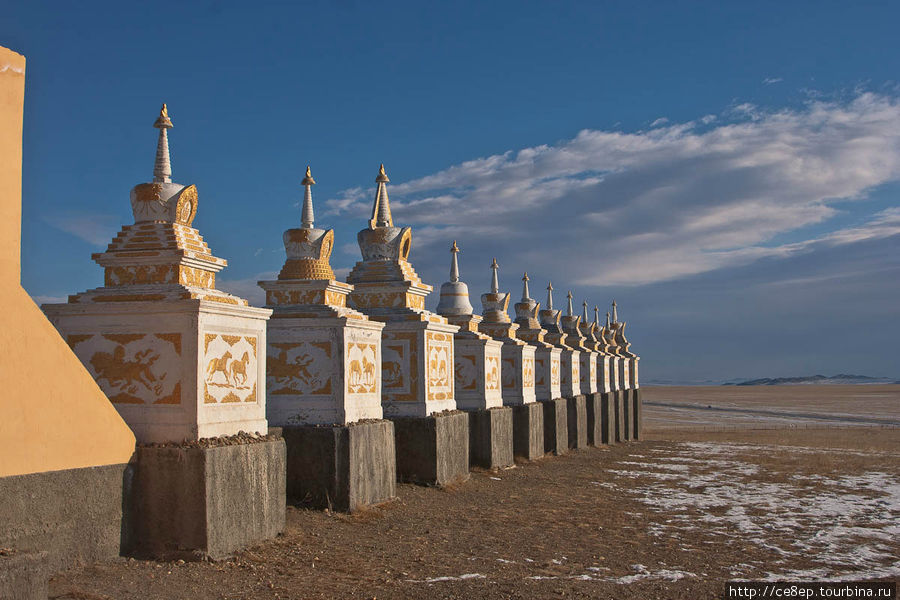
<box><xmin>154</xmin><ymin>103</ymin><xmax>173</xmax><ymax>129</ymax></box>
<box><xmin>375</xmin><ymin>163</ymin><xmax>390</xmax><ymax>183</ymax></box>
<box><xmin>302</xmin><ymin>165</ymin><xmax>316</xmax><ymax>186</ymax></box>
<box><xmin>522</xmin><ymin>272</ymin><xmax>529</xmax><ymax>281</ymax></box>
<box><xmin>451</xmin><ymin>240</ymin><xmax>459</xmax><ymax>253</ymax></box>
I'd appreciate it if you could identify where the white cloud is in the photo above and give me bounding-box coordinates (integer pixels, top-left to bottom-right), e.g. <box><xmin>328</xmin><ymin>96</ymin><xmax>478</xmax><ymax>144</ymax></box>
<box><xmin>650</xmin><ymin>117</ymin><xmax>669</xmax><ymax>127</ymax></box>
<box><xmin>324</xmin><ymin>93</ymin><xmax>900</xmax><ymax>289</ymax></box>
<box><xmin>44</xmin><ymin>212</ymin><xmax>121</xmax><ymax>246</ymax></box>
<box><xmin>217</xmin><ymin>271</ymin><xmax>277</xmax><ymax>307</ymax></box>
<box><xmin>30</xmin><ymin>294</ymin><xmax>68</xmax><ymax>305</ymax></box>
<box><xmin>763</xmin><ymin>77</ymin><xmax>783</xmax><ymax>85</ymax></box>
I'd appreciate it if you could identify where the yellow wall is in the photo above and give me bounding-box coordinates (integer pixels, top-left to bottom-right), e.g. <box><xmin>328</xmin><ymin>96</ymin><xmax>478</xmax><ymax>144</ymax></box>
<box><xmin>0</xmin><ymin>45</ymin><xmax>136</xmax><ymax>477</ymax></box>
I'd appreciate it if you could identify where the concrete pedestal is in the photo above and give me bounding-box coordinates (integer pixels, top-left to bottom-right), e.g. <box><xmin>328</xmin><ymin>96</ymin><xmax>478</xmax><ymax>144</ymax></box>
<box><xmin>281</xmin><ymin>421</ymin><xmax>396</xmax><ymax>512</ymax></box>
<box><xmin>632</xmin><ymin>388</ymin><xmax>642</xmax><ymax>440</ymax></box>
<box><xmin>467</xmin><ymin>407</ymin><xmax>514</xmax><ymax>469</ymax></box>
<box><xmin>123</xmin><ymin>438</ymin><xmax>286</xmax><ymax>561</ymax></box>
<box><xmin>599</xmin><ymin>392</ymin><xmax>615</xmax><ymax>444</ymax></box>
<box><xmin>585</xmin><ymin>393</ymin><xmax>603</xmax><ymax>446</ymax></box>
<box><xmin>0</xmin><ymin>463</ymin><xmax>130</xmax><ymax>573</ymax></box>
<box><xmin>540</xmin><ymin>398</ymin><xmax>568</xmax><ymax>456</ymax></box>
<box><xmin>622</xmin><ymin>390</ymin><xmax>633</xmax><ymax>441</ymax></box>
<box><xmin>391</xmin><ymin>411</ymin><xmax>469</xmax><ymax>485</ymax></box>
<box><xmin>614</xmin><ymin>391</ymin><xmax>626</xmax><ymax>442</ymax></box>
<box><xmin>511</xmin><ymin>403</ymin><xmax>544</xmax><ymax>460</ymax></box>
<box><xmin>0</xmin><ymin>551</ymin><xmax>48</xmax><ymax>600</ymax></box>
<box><xmin>567</xmin><ymin>395</ymin><xmax>588</xmax><ymax>450</ymax></box>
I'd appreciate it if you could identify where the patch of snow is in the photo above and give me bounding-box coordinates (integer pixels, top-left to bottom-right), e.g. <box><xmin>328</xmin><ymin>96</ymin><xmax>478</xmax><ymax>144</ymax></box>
<box><xmin>616</xmin><ymin>442</ymin><xmax>900</xmax><ymax>581</ymax></box>
<box><xmin>408</xmin><ymin>573</ymin><xmax>486</xmax><ymax>583</ymax></box>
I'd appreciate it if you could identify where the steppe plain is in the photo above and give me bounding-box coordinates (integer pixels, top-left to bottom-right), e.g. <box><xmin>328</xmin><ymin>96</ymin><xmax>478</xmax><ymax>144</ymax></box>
<box><xmin>50</xmin><ymin>385</ymin><xmax>900</xmax><ymax>599</ymax></box>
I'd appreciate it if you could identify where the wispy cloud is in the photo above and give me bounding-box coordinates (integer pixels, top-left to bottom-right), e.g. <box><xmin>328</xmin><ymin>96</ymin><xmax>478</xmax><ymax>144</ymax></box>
<box><xmin>763</xmin><ymin>77</ymin><xmax>783</xmax><ymax>85</ymax></box>
<box><xmin>325</xmin><ymin>93</ymin><xmax>900</xmax><ymax>291</ymax></box>
<box><xmin>30</xmin><ymin>294</ymin><xmax>68</xmax><ymax>305</ymax></box>
<box><xmin>43</xmin><ymin>212</ymin><xmax>121</xmax><ymax>246</ymax></box>
<box><xmin>217</xmin><ymin>271</ymin><xmax>277</xmax><ymax>307</ymax></box>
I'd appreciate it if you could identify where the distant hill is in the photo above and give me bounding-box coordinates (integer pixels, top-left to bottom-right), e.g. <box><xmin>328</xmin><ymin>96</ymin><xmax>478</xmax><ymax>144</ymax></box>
<box><xmin>723</xmin><ymin>374</ymin><xmax>899</xmax><ymax>386</ymax></box>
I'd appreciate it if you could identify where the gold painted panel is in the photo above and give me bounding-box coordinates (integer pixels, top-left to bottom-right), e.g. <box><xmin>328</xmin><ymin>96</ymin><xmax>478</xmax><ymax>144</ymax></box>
<box><xmin>204</xmin><ymin>334</ymin><xmax>259</xmax><ymax>404</ymax></box>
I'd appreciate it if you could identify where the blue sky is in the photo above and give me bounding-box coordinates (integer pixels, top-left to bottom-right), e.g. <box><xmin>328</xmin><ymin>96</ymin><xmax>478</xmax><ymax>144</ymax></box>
<box><xmin>6</xmin><ymin>1</ymin><xmax>899</xmax><ymax>382</ymax></box>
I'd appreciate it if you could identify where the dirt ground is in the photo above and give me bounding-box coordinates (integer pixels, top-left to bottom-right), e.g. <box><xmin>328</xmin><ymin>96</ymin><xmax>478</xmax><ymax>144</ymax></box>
<box><xmin>49</xmin><ymin>389</ymin><xmax>900</xmax><ymax>600</ymax></box>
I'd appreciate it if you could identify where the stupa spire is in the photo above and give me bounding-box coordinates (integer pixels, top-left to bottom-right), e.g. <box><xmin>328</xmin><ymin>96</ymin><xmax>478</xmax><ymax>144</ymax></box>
<box><xmin>300</xmin><ymin>165</ymin><xmax>316</xmax><ymax>228</ymax></box>
<box><xmin>546</xmin><ymin>281</ymin><xmax>554</xmax><ymax>310</ymax></box>
<box><xmin>152</xmin><ymin>104</ymin><xmax>173</xmax><ymax>183</ymax></box>
<box><xmin>521</xmin><ymin>272</ymin><xmax>530</xmax><ymax>301</ymax></box>
<box><xmin>611</xmin><ymin>300</ymin><xmax>618</xmax><ymax>324</ymax></box>
<box><xmin>582</xmin><ymin>300</ymin><xmax>589</xmax><ymax>323</ymax></box>
<box><xmin>490</xmin><ymin>258</ymin><xmax>500</xmax><ymax>293</ymax></box>
<box><xmin>606</xmin><ymin>311</ymin><xmax>611</xmax><ymax>329</ymax></box>
<box><xmin>566</xmin><ymin>291</ymin><xmax>574</xmax><ymax>317</ymax></box>
<box><xmin>368</xmin><ymin>163</ymin><xmax>394</xmax><ymax>228</ymax></box>
<box><xmin>449</xmin><ymin>240</ymin><xmax>460</xmax><ymax>282</ymax></box>
<box><xmin>594</xmin><ymin>305</ymin><xmax>600</xmax><ymax>326</ymax></box>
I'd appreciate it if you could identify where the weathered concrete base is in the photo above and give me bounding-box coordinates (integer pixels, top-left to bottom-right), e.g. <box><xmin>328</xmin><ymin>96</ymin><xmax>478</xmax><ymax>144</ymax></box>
<box><xmin>0</xmin><ymin>463</ymin><xmax>129</xmax><ymax>573</ymax></box>
<box><xmin>632</xmin><ymin>388</ymin><xmax>642</xmax><ymax>440</ymax></box>
<box><xmin>391</xmin><ymin>411</ymin><xmax>469</xmax><ymax>486</ymax></box>
<box><xmin>512</xmin><ymin>403</ymin><xmax>544</xmax><ymax>461</ymax></box>
<box><xmin>0</xmin><ymin>551</ymin><xmax>48</xmax><ymax>600</ymax></box>
<box><xmin>123</xmin><ymin>438</ymin><xmax>286</xmax><ymax>561</ymax></box>
<box><xmin>540</xmin><ymin>398</ymin><xmax>568</xmax><ymax>456</ymax></box>
<box><xmin>567</xmin><ymin>395</ymin><xmax>588</xmax><ymax>450</ymax></box>
<box><xmin>599</xmin><ymin>392</ymin><xmax>615</xmax><ymax>445</ymax></box>
<box><xmin>585</xmin><ymin>393</ymin><xmax>602</xmax><ymax>446</ymax></box>
<box><xmin>468</xmin><ymin>407</ymin><xmax>514</xmax><ymax>470</ymax></box>
<box><xmin>614</xmin><ymin>391</ymin><xmax>627</xmax><ymax>442</ymax></box>
<box><xmin>281</xmin><ymin>421</ymin><xmax>396</xmax><ymax>512</ymax></box>
<box><xmin>622</xmin><ymin>390</ymin><xmax>633</xmax><ymax>441</ymax></box>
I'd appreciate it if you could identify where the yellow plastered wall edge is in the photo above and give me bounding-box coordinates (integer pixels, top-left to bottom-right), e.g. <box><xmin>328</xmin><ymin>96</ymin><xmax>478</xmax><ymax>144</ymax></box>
<box><xmin>0</xmin><ymin>45</ymin><xmax>136</xmax><ymax>477</ymax></box>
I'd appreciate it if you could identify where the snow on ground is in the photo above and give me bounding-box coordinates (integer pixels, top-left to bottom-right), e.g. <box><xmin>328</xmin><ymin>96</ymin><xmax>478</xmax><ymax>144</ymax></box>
<box><xmin>609</xmin><ymin>441</ymin><xmax>900</xmax><ymax>581</ymax></box>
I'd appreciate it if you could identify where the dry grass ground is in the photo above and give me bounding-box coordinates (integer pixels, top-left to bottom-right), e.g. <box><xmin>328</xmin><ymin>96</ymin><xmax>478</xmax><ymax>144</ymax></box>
<box><xmin>49</xmin><ymin>387</ymin><xmax>900</xmax><ymax>599</ymax></box>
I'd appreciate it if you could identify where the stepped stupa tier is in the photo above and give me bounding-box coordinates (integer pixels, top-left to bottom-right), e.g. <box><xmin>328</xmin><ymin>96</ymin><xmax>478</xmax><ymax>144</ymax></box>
<box><xmin>538</xmin><ymin>282</ymin><xmax>581</xmax><ymax>398</ymax></box>
<box><xmin>610</xmin><ymin>301</ymin><xmax>639</xmax><ymax>390</ymax></box>
<box><xmin>560</xmin><ymin>292</ymin><xmax>596</xmax><ymax>396</ymax></box>
<box><xmin>477</xmin><ymin>260</ymin><xmax>536</xmax><ymax>406</ymax></box>
<box><xmin>436</xmin><ymin>243</ymin><xmax>503</xmax><ymax>411</ymax></box>
<box><xmin>44</xmin><ymin>105</ymin><xmax>272</xmax><ymax>443</ymax></box>
<box><xmin>346</xmin><ymin>165</ymin><xmax>459</xmax><ymax>417</ymax></box>
<box><xmin>513</xmin><ymin>273</ymin><xmax>562</xmax><ymax>402</ymax></box>
<box><xmin>590</xmin><ymin>306</ymin><xmax>614</xmax><ymax>393</ymax></box>
<box><xmin>600</xmin><ymin>310</ymin><xmax>623</xmax><ymax>392</ymax></box>
<box><xmin>258</xmin><ymin>167</ymin><xmax>385</xmax><ymax>426</ymax></box>
<box><xmin>67</xmin><ymin>105</ymin><xmax>247</xmax><ymax>307</ymax></box>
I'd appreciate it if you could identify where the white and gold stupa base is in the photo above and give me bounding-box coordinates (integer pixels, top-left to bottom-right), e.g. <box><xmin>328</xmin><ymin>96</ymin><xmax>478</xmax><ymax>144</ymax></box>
<box><xmin>478</xmin><ymin>322</ymin><xmax>537</xmax><ymax>406</ymax></box>
<box><xmin>597</xmin><ymin>354</ymin><xmax>614</xmax><ymax>393</ymax></box>
<box><xmin>579</xmin><ymin>352</ymin><xmax>598</xmax><ymax>395</ymax></box>
<box><xmin>445</xmin><ymin>315</ymin><xmax>504</xmax><ymax>411</ymax></box>
<box><xmin>259</xmin><ymin>279</ymin><xmax>385</xmax><ymax>425</ymax></box>
<box><xmin>376</xmin><ymin>319</ymin><xmax>458</xmax><ymax>417</ymax></box>
<box><xmin>515</xmin><ymin>322</ymin><xmax>562</xmax><ymax>402</ymax></box>
<box><xmin>617</xmin><ymin>356</ymin><xmax>632</xmax><ymax>392</ymax></box>
<box><xmin>630</xmin><ymin>357</ymin><xmax>640</xmax><ymax>389</ymax></box>
<box><xmin>531</xmin><ymin>346</ymin><xmax>562</xmax><ymax>401</ymax></box>
<box><xmin>45</xmin><ymin>298</ymin><xmax>270</xmax><ymax>443</ymax></box>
